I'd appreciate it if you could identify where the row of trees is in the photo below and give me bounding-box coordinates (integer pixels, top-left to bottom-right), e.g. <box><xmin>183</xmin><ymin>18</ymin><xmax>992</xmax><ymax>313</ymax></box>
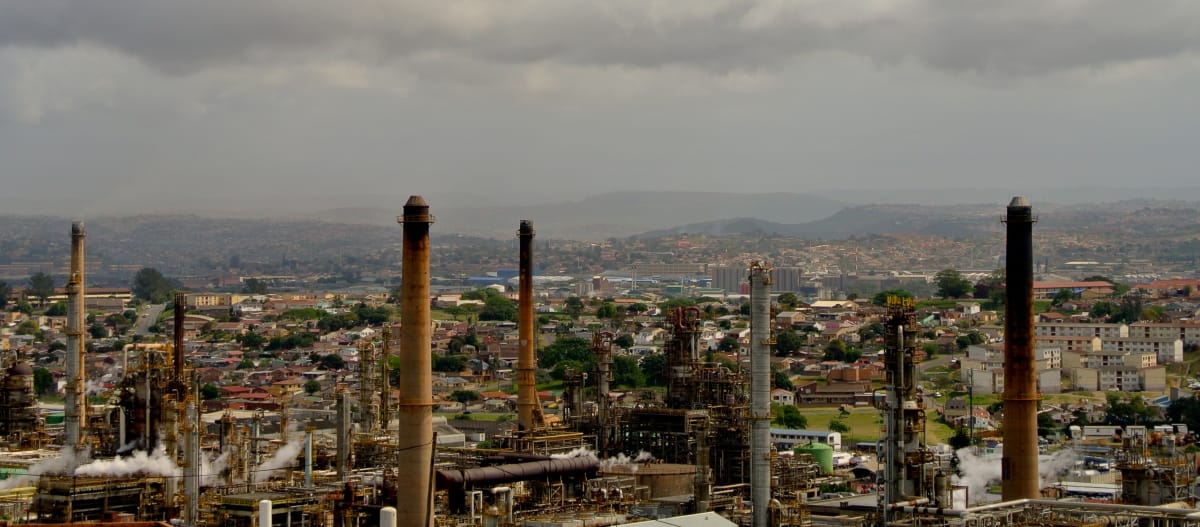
<box><xmin>1</xmin><ymin>267</ymin><xmax>180</xmax><ymax>310</ymax></box>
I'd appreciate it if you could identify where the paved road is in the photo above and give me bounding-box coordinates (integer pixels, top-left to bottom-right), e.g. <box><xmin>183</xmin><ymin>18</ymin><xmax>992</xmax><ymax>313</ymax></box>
<box><xmin>133</xmin><ymin>303</ymin><xmax>166</xmax><ymax>335</ymax></box>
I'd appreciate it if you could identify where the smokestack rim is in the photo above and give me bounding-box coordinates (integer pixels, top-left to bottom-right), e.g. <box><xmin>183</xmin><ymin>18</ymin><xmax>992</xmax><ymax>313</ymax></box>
<box><xmin>399</xmin><ymin>195</ymin><xmax>434</xmax><ymax>224</ymax></box>
<box><xmin>71</xmin><ymin>221</ymin><xmax>86</xmax><ymax>235</ymax></box>
<box><xmin>1008</xmin><ymin>196</ymin><xmax>1030</xmax><ymax>208</ymax></box>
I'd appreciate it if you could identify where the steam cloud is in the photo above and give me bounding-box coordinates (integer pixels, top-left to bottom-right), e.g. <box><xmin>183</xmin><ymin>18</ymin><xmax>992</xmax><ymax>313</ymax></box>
<box><xmin>75</xmin><ymin>445</ymin><xmax>181</xmax><ymax>478</ymax></box>
<box><xmin>253</xmin><ymin>438</ymin><xmax>305</xmax><ymax>483</ymax></box>
<box><xmin>552</xmin><ymin>447</ymin><xmax>654</xmax><ymax>473</ymax></box>
<box><xmin>954</xmin><ymin>447</ymin><xmax>1080</xmax><ymax>506</ymax></box>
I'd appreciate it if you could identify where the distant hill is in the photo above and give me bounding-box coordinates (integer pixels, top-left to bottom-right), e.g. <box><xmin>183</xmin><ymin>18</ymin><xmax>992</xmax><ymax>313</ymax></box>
<box><xmin>304</xmin><ymin>191</ymin><xmax>847</xmax><ymax>239</ymax></box>
<box><xmin>637</xmin><ymin>204</ymin><xmax>1005</xmax><ymax>239</ymax></box>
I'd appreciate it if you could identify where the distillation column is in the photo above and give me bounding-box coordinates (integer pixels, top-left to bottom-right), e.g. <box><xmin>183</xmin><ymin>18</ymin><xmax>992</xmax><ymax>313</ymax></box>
<box><xmin>396</xmin><ymin>196</ymin><xmax>435</xmax><ymax>527</ymax></box>
<box><xmin>748</xmin><ymin>262</ymin><xmax>773</xmax><ymax>527</ymax></box>
<box><xmin>1002</xmin><ymin>196</ymin><xmax>1040</xmax><ymax>501</ymax></box>
<box><xmin>517</xmin><ymin>220</ymin><xmax>546</xmax><ymax>431</ymax></box>
<box><xmin>64</xmin><ymin>222</ymin><xmax>87</xmax><ymax>454</ymax></box>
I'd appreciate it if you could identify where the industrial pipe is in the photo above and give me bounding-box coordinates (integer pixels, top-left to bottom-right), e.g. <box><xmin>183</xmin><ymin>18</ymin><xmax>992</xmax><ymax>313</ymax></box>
<box><xmin>1002</xmin><ymin>196</ymin><xmax>1039</xmax><ymax>501</ymax></box>
<box><xmin>436</xmin><ymin>456</ymin><xmax>599</xmax><ymax>487</ymax></box>
<box><xmin>305</xmin><ymin>425</ymin><xmax>313</xmax><ymax>487</ymax></box>
<box><xmin>396</xmin><ymin>196</ymin><xmax>435</xmax><ymax>527</ymax></box>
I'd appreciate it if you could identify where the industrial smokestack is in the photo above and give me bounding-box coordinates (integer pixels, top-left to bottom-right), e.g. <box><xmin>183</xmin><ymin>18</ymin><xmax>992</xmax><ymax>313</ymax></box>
<box><xmin>65</xmin><ymin>222</ymin><xmax>86</xmax><ymax>453</ymax></box>
<box><xmin>174</xmin><ymin>292</ymin><xmax>186</xmax><ymax>380</ymax></box>
<box><xmin>517</xmin><ymin>220</ymin><xmax>545</xmax><ymax>431</ymax></box>
<box><xmin>396</xmin><ymin>196</ymin><xmax>435</xmax><ymax>527</ymax></box>
<box><xmin>748</xmin><ymin>261</ymin><xmax>772</xmax><ymax>527</ymax></box>
<box><xmin>1002</xmin><ymin>196</ymin><xmax>1039</xmax><ymax>501</ymax></box>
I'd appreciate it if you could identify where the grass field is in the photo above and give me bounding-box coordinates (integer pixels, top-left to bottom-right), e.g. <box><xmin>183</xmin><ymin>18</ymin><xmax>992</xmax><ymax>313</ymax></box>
<box><xmin>794</xmin><ymin>406</ymin><xmax>957</xmax><ymax>447</ymax></box>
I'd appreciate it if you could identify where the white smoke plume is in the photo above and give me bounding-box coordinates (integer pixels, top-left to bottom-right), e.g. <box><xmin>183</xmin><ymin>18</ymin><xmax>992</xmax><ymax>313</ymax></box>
<box><xmin>253</xmin><ymin>439</ymin><xmax>304</xmax><ymax>483</ymax></box>
<box><xmin>551</xmin><ymin>447</ymin><xmax>655</xmax><ymax>473</ymax></box>
<box><xmin>1039</xmin><ymin>448</ymin><xmax>1078</xmax><ymax>483</ymax></box>
<box><xmin>954</xmin><ymin>446</ymin><xmax>1081</xmax><ymax>505</ymax></box>
<box><xmin>953</xmin><ymin>448</ymin><xmax>1001</xmax><ymax>505</ymax></box>
<box><xmin>551</xmin><ymin>447</ymin><xmax>599</xmax><ymax>461</ymax></box>
<box><xmin>85</xmin><ymin>379</ymin><xmax>106</xmax><ymax>396</ymax></box>
<box><xmin>0</xmin><ymin>448</ymin><xmax>86</xmax><ymax>490</ymax></box>
<box><xmin>75</xmin><ymin>445</ymin><xmax>181</xmax><ymax>478</ymax></box>
<box><xmin>202</xmin><ymin>449</ymin><xmax>232</xmax><ymax>486</ymax></box>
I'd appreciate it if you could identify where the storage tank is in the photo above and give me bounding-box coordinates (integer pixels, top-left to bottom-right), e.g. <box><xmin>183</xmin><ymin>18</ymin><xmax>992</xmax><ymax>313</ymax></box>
<box><xmin>795</xmin><ymin>442</ymin><xmax>834</xmax><ymax>475</ymax></box>
<box><xmin>599</xmin><ymin>463</ymin><xmax>697</xmax><ymax>498</ymax></box>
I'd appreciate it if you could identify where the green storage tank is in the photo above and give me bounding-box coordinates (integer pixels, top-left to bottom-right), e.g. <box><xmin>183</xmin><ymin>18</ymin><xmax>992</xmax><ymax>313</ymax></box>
<box><xmin>795</xmin><ymin>441</ymin><xmax>834</xmax><ymax>475</ymax></box>
<box><xmin>45</xmin><ymin>412</ymin><xmax>64</xmax><ymax>425</ymax></box>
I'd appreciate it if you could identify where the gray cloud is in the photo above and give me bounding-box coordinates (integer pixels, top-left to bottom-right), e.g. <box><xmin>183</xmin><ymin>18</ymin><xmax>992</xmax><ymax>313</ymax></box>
<box><xmin>3</xmin><ymin>1</ymin><xmax>1200</xmax><ymax>77</ymax></box>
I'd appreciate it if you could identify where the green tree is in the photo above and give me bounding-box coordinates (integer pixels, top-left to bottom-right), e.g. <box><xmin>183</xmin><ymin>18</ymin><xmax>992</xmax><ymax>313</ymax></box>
<box><xmin>1166</xmin><ymin>397</ymin><xmax>1200</xmax><ymax>434</ymax></box>
<box><xmin>15</xmin><ymin>319</ymin><xmax>41</xmax><ymax>338</ymax></box>
<box><xmin>478</xmin><ymin>296</ymin><xmax>517</xmax><ymax>322</ymax></box>
<box><xmin>774</xmin><ymin>369</ymin><xmax>794</xmax><ymax>390</ymax></box>
<box><xmin>613</xmin><ymin>355</ymin><xmax>646</xmax><ymax>388</ymax></box>
<box><xmin>640</xmin><ymin>354</ymin><xmax>668</xmax><ymax>386</ymax></box>
<box><xmin>564</xmin><ymin>297</ymin><xmax>585</xmax><ymax>319</ymax></box>
<box><xmin>934</xmin><ymin>269</ymin><xmax>973</xmax><ymax>298</ymax></box>
<box><xmin>596</xmin><ymin>302</ymin><xmax>619</xmax><ymax>319</ymax></box>
<box><xmin>303</xmin><ymin>380</ymin><xmax>322</xmax><ymax>395</ymax></box>
<box><xmin>27</xmin><ymin>272</ymin><xmax>55</xmax><ymax>306</ymax></box>
<box><xmin>319</xmin><ymin>353</ymin><xmax>347</xmax><ymax>370</ymax></box>
<box><xmin>352</xmin><ymin>304</ymin><xmax>391</xmax><ymax>325</ymax></box>
<box><xmin>44</xmin><ymin>301</ymin><xmax>67</xmax><ymax>316</ymax></box>
<box><xmin>922</xmin><ymin>343</ymin><xmax>939</xmax><ymax>358</ymax></box>
<box><xmin>238</xmin><ymin>332</ymin><xmax>266</xmax><ymax>350</ymax></box>
<box><xmin>449</xmin><ymin>390</ymin><xmax>481</xmax><ymax>403</ymax></box>
<box><xmin>1051</xmin><ymin>288</ymin><xmax>1075</xmax><ymax>306</ymax></box>
<box><xmin>462</xmin><ymin>288</ymin><xmax>502</xmax><ymax>301</ymax></box>
<box><xmin>871</xmin><ymin>289</ymin><xmax>913</xmax><ymax>307</ymax></box>
<box><xmin>775</xmin><ymin>330</ymin><xmax>803</xmax><ymax>355</ymax></box>
<box><xmin>242</xmin><ymin>278</ymin><xmax>268</xmax><ymax>294</ymax></box>
<box><xmin>778</xmin><ymin>292</ymin><xmax>800</xmax><ymax>309</ymax></box>
<box><xmin>538</xmin><ymin>337</ymin><xmax>592</xmax><ymax>369</ymax></box>
<box><xmin>772</xmin><ymin>404</ymin><xmax>808</xmax><ymax>429</ymax></box>
<box><xmin>0</xmin><ymin>280</ymin><xmax>11</xmax><ymax>308</ymax></box>
<box><xmin>34</xmin><ymin>367</ymin><xmax>56</xmax><ymax>395</ymax></box>
<box><xmin>823</xmin><ymin>340</ymin><xmax>846</xmax><ymax>361</ymax></box>
<box><xmin>843</xmin><ymin>348</ymin><xmax>862</xmax><ymax>363</ymax></box>
<box><xmin>718</xmin><ymin>335</ymin><xmax>740</xmax><ymax>353</ymax></box>
<box><xmin>433</xmin><ymin>354</ymin><xmax>468</xmax><ymax>372</ymax></box>
<box><xmin>131</xmin><ymin>267</ymin><xmax>177</xmax><ymax>303</ymax></box>
<box><xmin>201</xmin><ymin>383</ymin><xmax>221</xmax><ymax>400</ymax></box>
<box><xmin>626</xmin><ymin>303</ymin><xmax>648</xmax><ymax>316</ymax></box>
<box><xmin>88</xmin><ymin>322</ymin><xmax>107</xmax><ymax>339</ymax></box>
<box><xmin>829</xmin><ymin>419</ymin><xmax>850</xmax><ymax>433</ymax></box>
<box><xmin>614</xmin><ymin>334</ymin><xmax>635</xmax><ymax>349</ymax></box>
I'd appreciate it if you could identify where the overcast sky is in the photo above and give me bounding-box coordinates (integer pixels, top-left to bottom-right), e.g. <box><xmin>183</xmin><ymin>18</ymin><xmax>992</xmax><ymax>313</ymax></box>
<box><xmin>3</xmin><ymin>1</ymin><xmax>1200</xmax><ymax>216</ymax></box>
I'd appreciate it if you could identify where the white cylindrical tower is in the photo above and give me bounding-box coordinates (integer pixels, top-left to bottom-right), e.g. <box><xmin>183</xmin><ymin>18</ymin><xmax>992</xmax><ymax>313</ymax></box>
<box><xmin>748</xmin><ymin>261</ymin><xmax>773</xmax><ymax>527</ymax></box>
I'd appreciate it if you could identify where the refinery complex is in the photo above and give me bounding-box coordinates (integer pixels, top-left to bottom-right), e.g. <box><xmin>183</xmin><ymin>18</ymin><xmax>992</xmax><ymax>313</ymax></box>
<box><xmin>4</xmin><ymin>196</ymin><xmax>1200</xmax><ymax>527</ymax></box>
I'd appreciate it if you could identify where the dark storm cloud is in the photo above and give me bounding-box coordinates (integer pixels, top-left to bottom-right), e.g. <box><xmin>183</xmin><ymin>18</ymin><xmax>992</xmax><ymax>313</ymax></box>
<box><xmin>2</xmin><ymin>0</ymin><xmax>1199</xmax><ymax>76</ymax></box>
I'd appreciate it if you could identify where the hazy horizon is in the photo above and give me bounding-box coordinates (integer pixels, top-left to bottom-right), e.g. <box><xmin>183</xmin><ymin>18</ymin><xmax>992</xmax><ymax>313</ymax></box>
<box><xmin>4</xmin><ymin>2</ymin><xmax>1200</xmax><ymax>217</ymax></box>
